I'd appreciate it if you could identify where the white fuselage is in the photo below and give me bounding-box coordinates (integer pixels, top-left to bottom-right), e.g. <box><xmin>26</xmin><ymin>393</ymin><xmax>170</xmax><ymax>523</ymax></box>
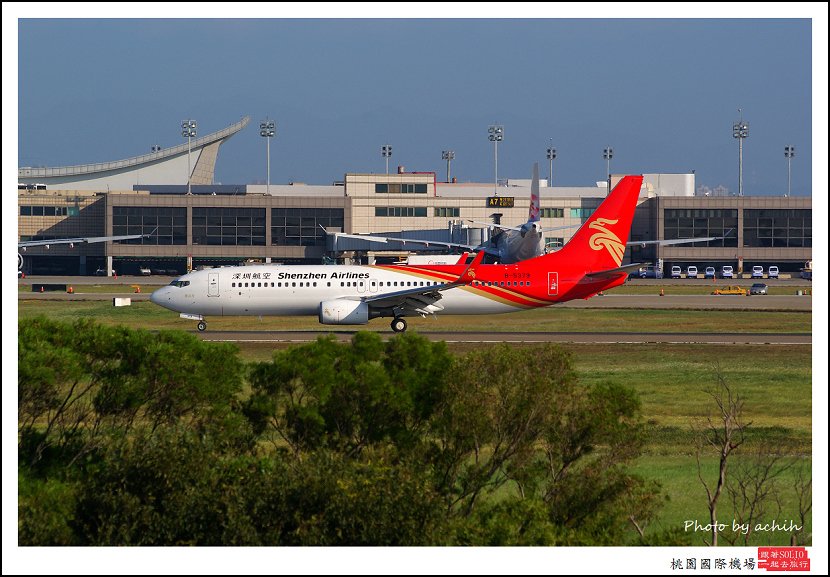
<box><xmin>151</xmin><ymin>265</ymin><xmax>528</xmax><ymax>319</ymax></box>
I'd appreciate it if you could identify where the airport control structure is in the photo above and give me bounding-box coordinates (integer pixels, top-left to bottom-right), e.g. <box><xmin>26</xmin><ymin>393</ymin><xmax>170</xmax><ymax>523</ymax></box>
<box><xmin>18</xmin><ymin>117</ymin><xmax>811</xmax><ymax>277</ymax></box>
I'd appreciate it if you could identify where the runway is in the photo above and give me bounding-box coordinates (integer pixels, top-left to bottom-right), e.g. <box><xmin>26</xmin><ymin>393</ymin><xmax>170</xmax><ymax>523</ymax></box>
<box><xmin>198</xmin><ymin>330</ymin><xmax>811</xmax><ymax>346</ymax></box>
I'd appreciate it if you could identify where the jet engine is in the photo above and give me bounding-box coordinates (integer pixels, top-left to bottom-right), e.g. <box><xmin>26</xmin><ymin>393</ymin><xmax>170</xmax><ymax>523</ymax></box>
<box><xmin>318</xmin><ymin>299</ymin><xmax>369</xmax><ymax>325</ymax></box>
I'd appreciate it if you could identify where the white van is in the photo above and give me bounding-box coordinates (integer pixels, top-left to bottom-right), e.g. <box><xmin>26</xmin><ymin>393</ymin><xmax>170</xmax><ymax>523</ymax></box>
<box><xmin>687</xmin><ymin>265</ymin><xmax>698</xmax><ymax>278</ymax></box>
<box><xmin>768</xmin><ymin>265</ymin><xmax>779</xmax><ymax>279</ymax></box>
<box><xmin>751</xmin><ymin>266</ymin><xmax>764</xmax><ymax>278</ymax></box>
<box><xmin>721</xmin><ymin>265</ymin><xmax>734</xmax><ymax>279</ymax></box>
<box><xmin>670</xmin><ymin>266</ymin><xmax>682</xmax><ymax>278</ymax></box>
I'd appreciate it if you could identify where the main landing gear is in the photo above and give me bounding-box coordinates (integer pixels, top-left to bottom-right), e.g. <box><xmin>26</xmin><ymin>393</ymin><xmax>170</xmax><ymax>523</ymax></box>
<box><xmin>391</xmin><ymin>317</ymin><xmax>407</xmax><ymax>333</ymax></box>
<box><xmin>197</xmin><ymin>321</ymin><xmax>207</xmax><ymax>332</ymax></box>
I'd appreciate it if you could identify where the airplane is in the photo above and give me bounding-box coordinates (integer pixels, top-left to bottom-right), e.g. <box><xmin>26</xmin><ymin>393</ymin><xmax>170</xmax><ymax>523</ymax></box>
<box><xmin>326</xmin><ymin>163</ymin><xmax>573</xmax><ymax>264</ymax></box>
<box><xmin>151</xmin><ymin>174</ymin><xmax>648</xmax><ymax>333</ymax></box>
<box><xmin>18</xmin><ymin>233</ymin><xmax>150</xmax><ymax>272</ymax></box>
<box><xmin>324</xmin><ymin>164</ymin><xmax>732</xmax><ymax>265</ymax></box>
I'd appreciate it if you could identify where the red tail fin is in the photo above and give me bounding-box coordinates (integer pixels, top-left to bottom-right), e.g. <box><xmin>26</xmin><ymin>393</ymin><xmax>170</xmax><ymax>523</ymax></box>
<box><xmin>551</xmin><ymin>175</ymin><xmax>643</xmax><ymax>271</ymax></box>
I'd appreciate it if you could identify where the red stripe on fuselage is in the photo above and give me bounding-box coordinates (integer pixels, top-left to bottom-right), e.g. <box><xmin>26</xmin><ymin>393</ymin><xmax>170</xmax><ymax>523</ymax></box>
<box><xmin>373</xmin><ymin>263</ymin><xmax>561</xmax><ymax>308</ymax></box>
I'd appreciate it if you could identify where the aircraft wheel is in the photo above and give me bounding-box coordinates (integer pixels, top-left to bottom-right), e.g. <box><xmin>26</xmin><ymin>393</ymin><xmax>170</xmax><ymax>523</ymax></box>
<box><xmin>197</xmin><ymin>321</ymin><xmax>207</xmax><ymax>332</ymax></box>
<box><xmin>391</xmin><ymin>317</ymin><xmax>407</xmax><ymax>333</ymax></box>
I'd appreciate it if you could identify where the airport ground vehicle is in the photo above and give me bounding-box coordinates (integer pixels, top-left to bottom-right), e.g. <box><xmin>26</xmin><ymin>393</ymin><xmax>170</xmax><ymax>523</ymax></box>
<box><xmin>704</xmin><ymin>267</ymin><xmax>716</xmax><ymax>279</ymax></box>
<box><xmin>687</xmin><ymin>265</ymin><xmax>698</xmax><ymax>278</ymax></box>
<box><xmin>769</xmin><ymin>265</ymin><xmax>780</xmax><ymax>279</ymax></box>
<box><xmin>670</xmin><ymin>266</ymin><xmax>681</xmax><ymax>278</ymax></box>
<box><xmin>712</xmin><ymin>285</ymin><xmax>747</xmax><ymax>296</ymax></box>
<box><xmin>751</xmin><ymin>265</ymin><xmax>764</xmax><ymax>278</ymax></box>
<box><xmin>721</xmin><ymin>265</ymin><xmax>734</xmax><ymax>279</ymax></box>
<box><xmin>139</xmin><ymin>267</ymin><xmax>152</xmax><ymax>276</ymax></box>
<box><xmin>638</xmin><ymin>265</ymin><xmax>663</xmax><ymax>279</ymax></box>
<box><xmin>749</xmin><ymin>283</ymin><xmax>768</xmax><ymax>295</ymax></box>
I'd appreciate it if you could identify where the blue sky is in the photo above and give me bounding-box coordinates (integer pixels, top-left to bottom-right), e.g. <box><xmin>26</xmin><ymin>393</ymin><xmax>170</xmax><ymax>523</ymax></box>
<box><xmin>7</xmin><ymin>8</ymin><xmax>825</xmax><ymax>196</ymax></box>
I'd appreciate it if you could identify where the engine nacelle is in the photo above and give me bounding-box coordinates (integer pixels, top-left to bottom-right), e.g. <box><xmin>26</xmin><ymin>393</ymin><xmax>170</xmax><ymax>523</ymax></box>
<box><xmin>318</xmin><ymin>299</ymin><xmax>369</xmax><ymax>325</ymax></box>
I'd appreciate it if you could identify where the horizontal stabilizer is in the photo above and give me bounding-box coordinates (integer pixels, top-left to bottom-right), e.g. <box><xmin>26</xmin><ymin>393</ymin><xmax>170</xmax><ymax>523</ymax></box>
<box><xmin>583</xmin><ymin>262</ymin><xmax>645</xmax><ymax>282</ymax></box>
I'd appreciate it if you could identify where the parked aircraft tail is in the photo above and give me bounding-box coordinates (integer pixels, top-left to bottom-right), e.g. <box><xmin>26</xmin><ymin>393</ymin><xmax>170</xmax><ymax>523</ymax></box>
<box><xmin>528</xmin><ymin>162</ymin><xmax>541</xmax><ymax>223</ymax></box>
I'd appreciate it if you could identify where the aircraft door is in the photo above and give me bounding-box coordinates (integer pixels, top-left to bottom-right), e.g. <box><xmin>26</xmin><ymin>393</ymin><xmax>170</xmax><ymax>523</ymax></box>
<box><xmin>208</xmin><ymin>273</ymin><xmax>220</xmax><ymax>297</ymax></box>
<box><xmin>369</xmin><ymin>278</ymin><xmax>378</xmax><ymax>293</ymax></box>
<box><xmin>357</xmin><ymin>279</ymin><xmax>366</xmax><ymax>294</ymax></box>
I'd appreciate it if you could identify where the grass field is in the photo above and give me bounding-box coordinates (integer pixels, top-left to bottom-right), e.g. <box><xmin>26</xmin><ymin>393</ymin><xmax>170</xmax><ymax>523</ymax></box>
<box><xmin>16</xmin><ymin>300</ymin><xmax>812</xmax><ymax>334</ymax></box>
<box><xmin>16</xmin><ymin>299</ymin><xmax>813</xmax><ymax>546</ymax></box>
<box><xmin>632</xmin><ymin>455</ymin><xmax>812</xmax><ymax>546</ymax></box>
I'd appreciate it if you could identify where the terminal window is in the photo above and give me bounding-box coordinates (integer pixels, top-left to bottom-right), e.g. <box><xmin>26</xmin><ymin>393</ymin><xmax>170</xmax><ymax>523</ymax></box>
<box><xmin>541</xmin><ymin>208</ymin><xmax>565</xmax><ymax>219</ymax></box>
<box><xmin>569</xmin><ymin>207</ymin><xmax>596</xmax><ymax>219</ymax></box>
<box><xmin>113</xmin><ymin>206</ymin><xmax>187</xmax><ymax>245</ymax></box>
<box><xmin>20</xmin><ymin>205</ymin><xmax>71</xmax><ymax>216</ymax></box>
<box><xmin>664</xmin><ymin>208</ymin><xmax>738</xmax><ymax>248</ymax></box>
<box><xmin>743</xmin><ymin>209</ymin><xmax>811</xmax><ymax>248</ymax></box>
<box><xmin>193</xmin><ymin>207</ymin><xmax>266</xmax><ymax>246</ymax></box>
<box><xmin>375</xmin><ymin>183</ymin><xmax>428</xmax><ymax>194</ymax></box>
<box><xmin>435</xmin><ymin>207</ymin><xmax>460</xmax><ymax>218</ymax></box>
<box><xmin>375</xmin><ymin>207</ymin><xmax>428</xmax><ymax>217</ymax></box>
<box><xmin>271</xmin><ymin>208</ymin><xmax>344</xmax><ymax>247</ymax></box>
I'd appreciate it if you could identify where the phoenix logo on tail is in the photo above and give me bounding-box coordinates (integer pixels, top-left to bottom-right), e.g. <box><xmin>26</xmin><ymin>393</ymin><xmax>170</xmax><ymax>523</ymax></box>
<box><xmin>588</xmin><ymin>218</ymin><xmax>625</xmax><ymax>266</ymax></box>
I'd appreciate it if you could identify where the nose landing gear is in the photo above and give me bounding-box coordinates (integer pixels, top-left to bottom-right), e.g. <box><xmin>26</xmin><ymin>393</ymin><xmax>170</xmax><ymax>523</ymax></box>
<box><xmin>197</xmin><ymin>321</ymin><xmax>207</xmax><ymax>332</ymax></box>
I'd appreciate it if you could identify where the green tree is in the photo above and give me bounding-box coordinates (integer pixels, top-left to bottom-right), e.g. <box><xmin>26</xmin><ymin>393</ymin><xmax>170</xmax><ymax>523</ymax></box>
<box><xmin>246</xmin><ymin>331</ymin><xmax>452</xmax><ymax>457</ymax></box>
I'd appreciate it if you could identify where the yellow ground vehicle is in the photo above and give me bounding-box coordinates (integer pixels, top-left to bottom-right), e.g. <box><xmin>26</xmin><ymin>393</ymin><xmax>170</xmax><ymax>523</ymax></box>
<box><xmin>712</xmin><ymin>285</ymin><xmax>747</xmax><ymax>296</ymax></box>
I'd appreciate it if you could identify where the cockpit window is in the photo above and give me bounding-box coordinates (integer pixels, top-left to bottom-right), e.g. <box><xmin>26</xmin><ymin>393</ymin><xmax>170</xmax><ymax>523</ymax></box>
<box><xmin>169</xmin><ymin>280</ymin><xmax>190</xmax><ymax>288</ymax></box>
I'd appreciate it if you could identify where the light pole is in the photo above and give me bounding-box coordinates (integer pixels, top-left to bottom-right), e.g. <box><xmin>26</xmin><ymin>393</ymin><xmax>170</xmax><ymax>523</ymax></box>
<box><xmin>546</xmin><ymin>145</ymin><xmax>556</xmax><ymax>186</ymax></box>
<box><xmin>488</xmin><ymin>124</ymin><xmax>504</xmax><ymax>193</ymax></box>
<box><xmin>603</xmin><ymin>147</ymin><xmax>613</xmax><ymax>189</ymax></box>
<box><xmin>784</xmin><ymin>145</ymin><xmax>795</xmax><ymax>197</ymax></box>
<box><xmin>381</xmin><ymin>144</ymin><xmax>392</xmax><ymax>174</ymax></box>
<box><xmin>260</xmin><ymin>119</ymin><xmax>276</xmax><ymax>194</ymax></box>
<box><xmin>181</xmin><ymin>119</ymin><xmax>197</xmax><ymax>195</ymax></box>
<box><xmin>732</xmin><ymin>110</ymin><xmax>749</xmax><ymax>197</ymax></box>
<box><xmin>442</xmin><ymin>150</ymin><xmax>455</xmax><ymax>183</ymax></box>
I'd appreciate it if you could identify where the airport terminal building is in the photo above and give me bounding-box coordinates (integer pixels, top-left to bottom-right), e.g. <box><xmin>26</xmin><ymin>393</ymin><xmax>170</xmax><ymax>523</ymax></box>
<box><xmin>18</xmin><ymin>119</ymin><xmax>811</xmax><ymax>277</ymax></box>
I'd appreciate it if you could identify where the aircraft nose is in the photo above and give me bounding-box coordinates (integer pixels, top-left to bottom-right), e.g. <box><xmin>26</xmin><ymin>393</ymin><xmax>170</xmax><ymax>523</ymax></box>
<box><xmin>150</xmin><ymin>286</ymin><xmax>170</xmax><ymax>307</ymax></box>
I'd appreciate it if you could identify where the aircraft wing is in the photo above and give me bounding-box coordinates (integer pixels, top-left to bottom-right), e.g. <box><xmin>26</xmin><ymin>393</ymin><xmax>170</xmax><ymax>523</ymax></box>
<box><xmin>348</xmin><ymin>251</ymin><xmax>486</xmax><ymax>314</ymax></box>
<box><xmin>626</xmin><ymin>229</ymin><xmax>734</xmax><ymax>247</ymax></box>
<box><xmin>323</xmin><ymin>227</ymin><xmax>503</xmax><ymax>257</ymax></box>
<box><xmin>329</xmin><ymin>230</ymin><xmax>481</xmax><ymax>251</ymax></box>
<box><xmin>19</xmin><ymin>233</ymin><xmax>148</xmax><ymax>249</ymax></box>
